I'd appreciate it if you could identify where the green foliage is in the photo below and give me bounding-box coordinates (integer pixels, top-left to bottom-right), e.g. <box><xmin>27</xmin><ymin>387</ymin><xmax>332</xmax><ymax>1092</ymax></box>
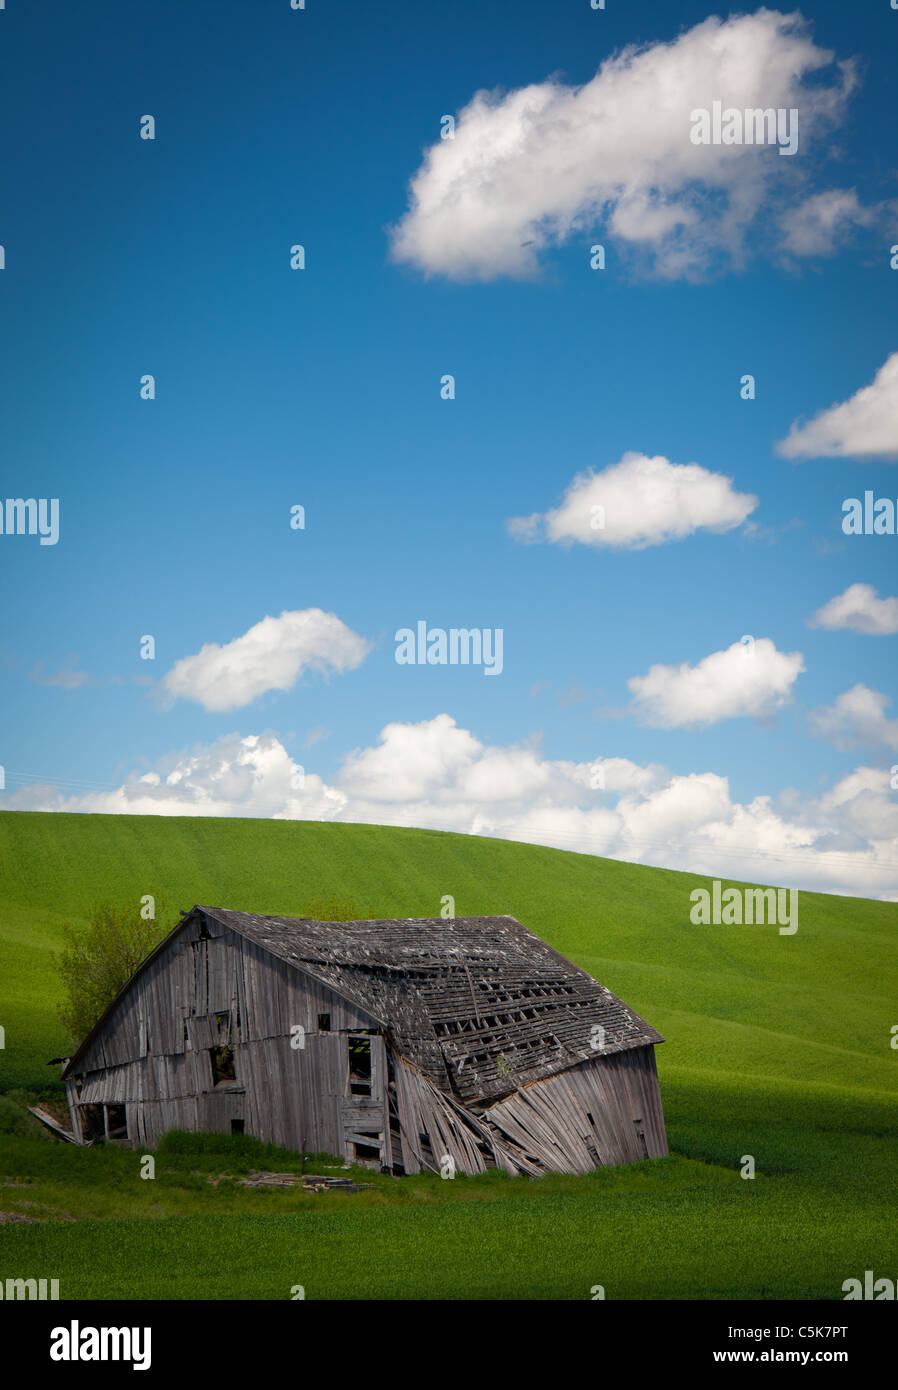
<box><xmin>154</xmin><ymin>1129</ymin><xmax>315</xmax><ymax>1161</ymax></box>
<box><xmin>54</xmin><ymin>899</ymin><xmax>172</xmax><ymax>1049</ymax></box>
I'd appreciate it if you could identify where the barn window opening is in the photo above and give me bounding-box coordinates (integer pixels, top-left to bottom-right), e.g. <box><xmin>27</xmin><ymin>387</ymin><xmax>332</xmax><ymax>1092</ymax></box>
<box><xmin>214</xmin><ymin>1011</ymin><xmax>229</xmax><ymax>1038</ymax></box>
<box><xmin>210</xmin><ymin>1045</ymin><xmax>236</xmax><ymax>1086</ymax></box>
<box><xmin>348</xmin><ymin>1035</ymin><xmax>372</xmax><ymax>1096</ymax></box>
<box><xmin>231</xmin><ymin>1119</ymin><xmax>245</xmax><ymax>1135</ymax></box>
<box><xmin>353</xmin><ymin>1140</ymin><xmax>380</xmax><ymax>1162</ymax></box>
<box><xmin>198</xmin><ymin>919</ymin><xmax>211</xmax><ymax>940</ymax></box>
<box><xmin>105</xmin><ymin>1105</ymin><xmax>127</xmax><ymax>1139</ymax></box>
<box><xmin>318</xmin><ymin>1013</ymin><xmax>331</xmax><ymax>1032</ymax></box>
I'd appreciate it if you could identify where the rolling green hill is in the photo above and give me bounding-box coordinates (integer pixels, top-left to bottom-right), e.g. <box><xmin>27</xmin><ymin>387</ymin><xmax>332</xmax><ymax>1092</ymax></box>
<box><xmin>0</xmin><ymin>809</ymin><xmax>895</xmax><ymax>1300</ymax></box>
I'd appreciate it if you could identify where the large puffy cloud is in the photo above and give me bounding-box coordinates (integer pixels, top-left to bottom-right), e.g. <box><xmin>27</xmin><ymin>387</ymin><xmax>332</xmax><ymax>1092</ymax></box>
<box><xmin>814</xmin><ymin>765</ymin><xmax>898</xmax><ymax>845</ymax></box>
<box><xmin>507</xmin><ymin>451</ymin><xmax>757</xmax><ymax>550</ymax></box>
<box><xmin>390</xmin><ymin>10</ymin><xmax>856</xmax><ymax>281</ymax></box>
<box><xmin>628</xmin><ymin>638</ymin><xmax>805</xmax><ymax>728</ymax></box>
<box><xmin>8</xmin><ymin>716</ymin><xmax>896</xmax><ymax>899</ymax></box>
<box><xmin>809</xmin><ymin>684</ymin><xmax>898</xmax><ymax>752</ymax></box>
<box><xmin>338</xmin><ymin>713</ymin><xmax>482</xmax><ymax>803</ymax></box>
<box><xmin>809</xmin><ymin>584</ymin><xmax>898</xmax><ymax>635</ymax></box>
<box><xmin>160</xmin><ymin>609</ymin><xmax>371</xmax><ymax>713</ymax></box>
<box><xmin>776</xmin><ymin>353</ymin><xmax>898</xmax><ymax>461</ymax></box>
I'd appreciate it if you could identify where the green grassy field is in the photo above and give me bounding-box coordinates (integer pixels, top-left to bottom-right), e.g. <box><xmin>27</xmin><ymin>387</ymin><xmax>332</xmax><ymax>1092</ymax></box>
<box><xmin>0</xmin><ymin>809</ymin><xmax>895</xmax><ymax>1299</ymax></box>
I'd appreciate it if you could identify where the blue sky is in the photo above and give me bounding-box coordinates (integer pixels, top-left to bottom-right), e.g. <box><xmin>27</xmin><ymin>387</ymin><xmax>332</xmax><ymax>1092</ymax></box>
<box><xmin>1</xmin><ymin>1</ymin><xmax>896</xmax><ymax>896</ymax></box>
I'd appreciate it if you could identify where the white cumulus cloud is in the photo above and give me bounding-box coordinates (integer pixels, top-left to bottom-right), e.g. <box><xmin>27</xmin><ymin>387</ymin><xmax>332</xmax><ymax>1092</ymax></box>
<box><xmin>159</xmin><ymin>609</ymin><xmax>371</xmax><ymax>713</ymax></box>
<box><xmin>809</xmin><ymin>584</ymin><xmax>898</xmax><ymax>635</ymax></box>
<box><xmin>778</xmin><ymin>189</ymin><xmax>878</xmax><ymax>257</ymax></box>
<box><xmin>390</xmin><ymin>9</ymin><xmax>856</xmax><ymax>281</ymax></box>
<box><xmin>507</xmin><ymin>451</ymin><xmax>757</xmax><ymax>550</ymax></box>
<box><xmin>338</xmin><ymin>713</ymin><xmax>482</xmax><ymax>804</ymax></box>
<box><xmin>9</xmin><ymin>716</ymin><xmax>897</xmax><ymax>899</ymax></box>
<box><xmin>809</xmin><ymin>684</ymin><xmax>898</xmax><ymax>752</ymax></box>
<box><xmin>628</xmin><ymin>638</ymin><xmax>805</xmax><ymax>728</ymax></box>
<box><xmin>4</xmin><ymin>731</ymin><xmax>345</xmax><ymax>821</ymax></box>
<box><xmin>776</xmin><ymin>352</ymin><xmax>898</xmax><ymax>460</ymax></box>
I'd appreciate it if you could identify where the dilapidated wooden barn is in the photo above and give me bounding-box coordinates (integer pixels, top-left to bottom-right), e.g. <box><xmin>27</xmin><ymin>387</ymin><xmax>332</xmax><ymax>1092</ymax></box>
<box><xmin>59</xmin><ymin>907</ymin><xmax>667</xmax><ymax>1175</ymax></box>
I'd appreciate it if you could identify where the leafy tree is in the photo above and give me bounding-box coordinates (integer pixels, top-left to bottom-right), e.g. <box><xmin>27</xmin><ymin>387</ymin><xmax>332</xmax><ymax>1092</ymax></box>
<box><xmin>56</xmin><ymin>900</ymin><xmax>171</xmax><ymax>1048</ymax></box>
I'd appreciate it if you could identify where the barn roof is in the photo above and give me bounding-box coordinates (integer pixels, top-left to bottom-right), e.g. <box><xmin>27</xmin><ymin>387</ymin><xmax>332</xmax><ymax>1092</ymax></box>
<box><xmin>199</xmin><ymin>906</ymin><xmax>664</xmax><ymax>1107</ymax></box>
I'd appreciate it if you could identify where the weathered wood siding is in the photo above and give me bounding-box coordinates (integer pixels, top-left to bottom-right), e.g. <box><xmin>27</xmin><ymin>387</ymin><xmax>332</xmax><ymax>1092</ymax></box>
<box><xmin>479</xmin><ymin>1045</ymin><xmax>667</xmax><ymax>1173</ymax></box>
<box><xmin>389</xmin><ymin>1044</ymin><xmax>666</xmax><ymax>1177</ymax></box>
<box><xmin>69</xmin><ymin>913</ymin><xmax>385</xmax><ymax>1157</ymax></box>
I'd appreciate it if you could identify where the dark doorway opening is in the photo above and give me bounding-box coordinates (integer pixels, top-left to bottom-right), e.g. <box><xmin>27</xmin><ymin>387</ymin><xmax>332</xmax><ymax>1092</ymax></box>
<box><xmin>79</xmin><ymin>1104</ymin><xmax>105</xmax><ymax>1143</ymax></box>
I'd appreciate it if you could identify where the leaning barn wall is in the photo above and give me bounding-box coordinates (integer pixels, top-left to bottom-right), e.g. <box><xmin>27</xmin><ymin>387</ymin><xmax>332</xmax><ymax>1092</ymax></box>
<box><xmin>480</xmin><ymin>1045</ymin><xmax>667</xmax><ymax>1174</ymax></box>
<box><xmin>388</xmin><ymin>1044</ymin><xmax>666</xmax><ymax>1177</ymax></box>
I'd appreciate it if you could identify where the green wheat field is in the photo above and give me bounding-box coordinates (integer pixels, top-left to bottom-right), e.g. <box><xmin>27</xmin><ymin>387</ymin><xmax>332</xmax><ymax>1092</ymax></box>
<box><xmin>0</xmin><ymin>809</ymin><xmax>895</xmax><ymax>1300</ymax></box>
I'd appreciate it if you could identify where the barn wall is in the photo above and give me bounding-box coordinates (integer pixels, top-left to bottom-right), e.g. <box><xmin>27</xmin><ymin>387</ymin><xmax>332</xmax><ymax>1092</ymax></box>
<box><xmin>67</xmin><ymin>915</ymin><xmax>386</xmax><ymax>1158</ymax></box>
<box><xmin>388</xmin><ymin>1045</ymin><xmax>667</xmax><ymax>1178</ymax></box>
<box><xmin>392</xmin><ymin>1054</ymin><xmax>495</xmax><ymax>1175</ymax></box>
<box><xmin>480</xmin><ymin>1044</ymin><xmax>667</xmax><ymax>1174</ymax></box>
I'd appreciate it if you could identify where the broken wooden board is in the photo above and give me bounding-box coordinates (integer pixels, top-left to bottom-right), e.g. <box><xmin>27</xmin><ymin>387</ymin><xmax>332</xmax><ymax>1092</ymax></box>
<box><xmin>28</xmin><ymin>1106</ymin><xmax>84</xmax><ymax>1145</ymax></box>
<box><xmin>235</xmin><ymin>1170</ymin><xmax>375</xmax><ymax>1192</ymax></box>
